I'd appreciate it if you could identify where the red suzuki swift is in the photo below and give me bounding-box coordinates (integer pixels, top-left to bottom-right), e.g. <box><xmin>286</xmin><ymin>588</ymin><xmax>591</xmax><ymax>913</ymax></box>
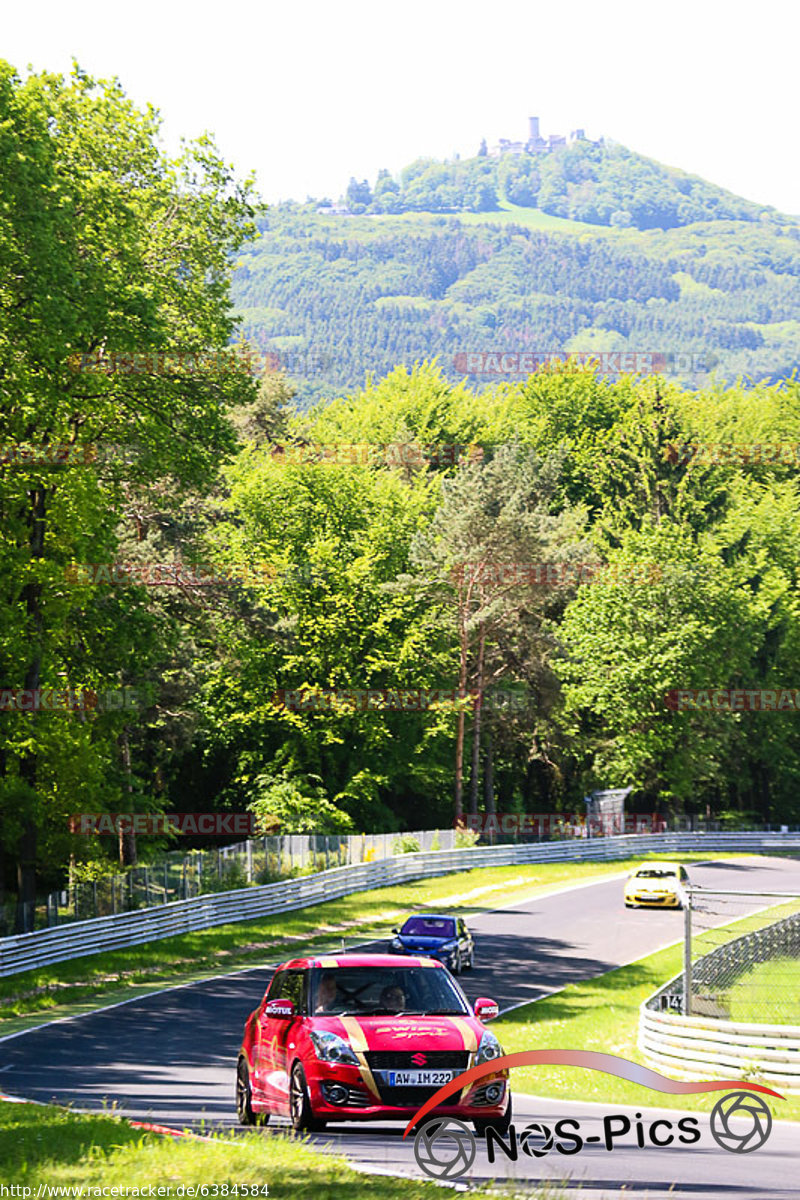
<box><xmin>237</xmin><ymin>953</ymin><xmax>511</xmax><ymax>1133</ymax></box>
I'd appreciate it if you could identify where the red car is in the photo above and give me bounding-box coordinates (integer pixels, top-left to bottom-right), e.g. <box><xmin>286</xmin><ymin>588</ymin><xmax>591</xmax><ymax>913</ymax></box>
<box><xmin>237</xmin><ymin>953</ymin><xmax>511</xmax><ymax>1133</ymax></box>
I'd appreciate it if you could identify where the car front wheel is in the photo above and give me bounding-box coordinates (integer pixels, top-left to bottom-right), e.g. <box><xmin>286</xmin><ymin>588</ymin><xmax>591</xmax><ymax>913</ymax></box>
<box><xmin>289</xmin><ymin>1062</ymin><xmax>326</xmax><ymax>1133</ymax></box>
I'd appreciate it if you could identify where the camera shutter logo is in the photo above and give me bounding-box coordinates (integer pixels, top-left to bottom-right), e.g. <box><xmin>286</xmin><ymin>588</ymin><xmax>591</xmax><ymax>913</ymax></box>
<box><xmin>710</xmin><ymin>1091</ymin><xmax>772</xmax><ymax>1153</ymax></box>
<box><xmin>413</xmin><ymin>1118</ymin><xmax>476</xmax><ymax>1179</ymax></box>
<box><xmin>519</xmin><ymin>1121</ymin><xmax>555</xmax><ymax>1157</ymax></box>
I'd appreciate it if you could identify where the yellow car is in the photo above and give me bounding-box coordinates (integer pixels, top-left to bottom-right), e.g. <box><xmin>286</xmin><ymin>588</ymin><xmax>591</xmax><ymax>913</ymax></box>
<box><xmin>624</xmin><ymin>862</ymin><xmax>689</xmax><ymax>909</ymax></box>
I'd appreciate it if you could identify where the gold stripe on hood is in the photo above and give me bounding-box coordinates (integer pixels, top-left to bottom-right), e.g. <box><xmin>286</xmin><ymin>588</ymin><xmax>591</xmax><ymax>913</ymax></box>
<box><xmin>339</xmin><ymin>1016</ymin><xmax>382</xmax><ymax>1102</ymax></box>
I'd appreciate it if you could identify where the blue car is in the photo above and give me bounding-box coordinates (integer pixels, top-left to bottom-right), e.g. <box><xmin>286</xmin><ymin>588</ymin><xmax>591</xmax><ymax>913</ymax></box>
<box><xmin>389</xmin><ymin>912</ymin><xmax>474</xmax><ymax>974</ymax></box>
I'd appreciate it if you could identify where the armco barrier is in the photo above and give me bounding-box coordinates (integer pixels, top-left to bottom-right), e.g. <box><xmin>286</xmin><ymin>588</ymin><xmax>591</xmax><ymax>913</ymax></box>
<box><xmin>640</xmin><ymin>1003</ymin><xmax>800</xmax><ymax>1092</ymax></box>
<box><xmin>640</xmin><ymin>889</ymin><xmax>800</xmax><ymax>1092</ymax></box>
<box><xmin>2</xmin><ymin>832</ymin><xmax>799</xmax><ymax>978</ymax></box>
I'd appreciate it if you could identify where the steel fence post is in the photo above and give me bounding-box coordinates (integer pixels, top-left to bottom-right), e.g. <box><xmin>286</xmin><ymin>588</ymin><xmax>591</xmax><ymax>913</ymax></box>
<box><xmin>683</xmin><ymin>891</ymin><xmax>692</xmax><ymax>1017</ymax></box>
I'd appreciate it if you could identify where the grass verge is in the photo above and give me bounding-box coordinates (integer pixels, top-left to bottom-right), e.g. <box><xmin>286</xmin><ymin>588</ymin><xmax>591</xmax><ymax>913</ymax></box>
<box><xmin>0</xmin><ymin>857</ymin><xmax>633</xmax><ymax>1031</ymax></box>
<box><xmin>0</xmin><ymin>852</ymin><xmax>748</xmax><ymax>1037</ymax></box>
<box><xmin>727</xmin><ymin>957</ymin><xmax>800</xmax><ymax>1025</ymax></box>
<box><xmin>368</xmin><ymin>203</ymin><xmax>605</xmax><ymax>235</ymax></box>
<box><xmin>496</xmin><ymin>899</ymin><xmax>800</xmax><ymax>1121</ymax></box>
<box><xmin>0</xmin><ymin>1100</ymin><xmax>464</xmax><ymax>1195</ymax></box>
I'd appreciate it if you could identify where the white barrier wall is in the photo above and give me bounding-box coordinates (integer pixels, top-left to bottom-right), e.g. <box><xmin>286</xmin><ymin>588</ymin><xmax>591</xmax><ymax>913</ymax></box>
<box><xmin>639</xmin><ymin>897</ymin><xmax>800</xmax><ymax>1091</ymax></box>
<box><xmin>3</xmin><ymin>832</ymin><xmax>800</xmax><ymax>978</ymax></box>
<box><xmin>640</xmin><ymin>1003</ymin><xmax>800</xmax><ymax>1092</ymax></box>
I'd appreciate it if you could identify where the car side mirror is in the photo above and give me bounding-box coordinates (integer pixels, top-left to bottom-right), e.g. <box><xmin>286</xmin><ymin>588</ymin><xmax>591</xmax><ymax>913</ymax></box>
<box><xmin>392</xmin><ymin>927</ymin><xmax>399</xmax><ymax>934</ymax></box>
<box><xmin>262</xmin><ymin>998</ymin><xmax>296</xmax><ymax>1021</ymax></box>
<box><xmin>474</xmin><ymin>997</ymin><xmax>499</xmax><ymax>1022</ymax></box>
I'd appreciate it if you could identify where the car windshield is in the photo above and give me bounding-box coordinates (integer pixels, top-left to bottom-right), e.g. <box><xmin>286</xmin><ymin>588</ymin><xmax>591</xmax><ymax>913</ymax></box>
<box><xmin>310</xmin><ymin>965</ymin><xmax>469</xmax><ymax>1016</ymax></box>
<box><xmin>400</xmin><ymin>917</ymin><xmax>456</xmax><ymax>937</ymax></box>
<box><xmin>636</xmin><ymin>869</ymin><xmax>677</xmax><ymax>879</ymax></box>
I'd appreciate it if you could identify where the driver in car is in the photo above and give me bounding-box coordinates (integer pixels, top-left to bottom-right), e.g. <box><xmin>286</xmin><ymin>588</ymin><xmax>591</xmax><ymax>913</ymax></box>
<box><xmin>315</xmin><ymin>973</ymin><xmax>340</xmax><ymax>1013</ymax></box>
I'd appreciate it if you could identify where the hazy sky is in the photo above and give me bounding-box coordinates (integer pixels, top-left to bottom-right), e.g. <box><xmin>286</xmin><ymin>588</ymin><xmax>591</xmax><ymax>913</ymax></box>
<box><xmin>4</xmin><ymin>0</ymin><xmax>798</xmax><ymax>214</ymax></box>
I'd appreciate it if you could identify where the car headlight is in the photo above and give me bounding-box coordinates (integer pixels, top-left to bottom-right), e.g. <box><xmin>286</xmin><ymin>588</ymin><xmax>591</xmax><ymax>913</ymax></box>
<box><xmin>391</xmin><ymin>938</ymin><xmax>403</xmax><ymax>950</ymax></box>
<box><xmin>440</xmin><ymin>940</ymin><xmax>458</xmax><ymax>951</ymax></box>
<box><xmin>475</xmin><ymin>1030</ymin><xmax>503</xmax><ymax>1066</ymax></box>
<box><xmin>309</xmin><ymin>1030</ymin><xmax>360</xmax><ymax>1066</ymax></box>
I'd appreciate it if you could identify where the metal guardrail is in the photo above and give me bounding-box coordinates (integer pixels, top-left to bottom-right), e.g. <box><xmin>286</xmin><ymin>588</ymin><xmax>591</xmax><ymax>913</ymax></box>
<box><xmin>18</xmin><ymin>822</ymin><xmax>793</xmax><ymax>934</ymax></box>
<box><xmin>19</xmin><ymin>829</ymin><xmax>458</xmax><ymax>936</ymax></box>
<box><xmin>640</xmin><ymin>891</ymin><xmax>800</xmax><ymax>1092</ymax></box>
<box><xmin>639</xmin><ymin>1005</ymin><xmax>800</xmax><ymax>1091</ymax></box>
<box><xmin>3</xmin><ymin>831</ymin><xmax>799</xmax><ymax>979</ymax></box>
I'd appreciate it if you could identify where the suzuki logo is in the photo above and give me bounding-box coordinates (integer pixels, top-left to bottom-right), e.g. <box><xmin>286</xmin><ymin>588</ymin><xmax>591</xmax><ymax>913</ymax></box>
<box><xmin>412</xmin><ymin>1052</ymin><xmax>427</xmax><ymax>1066</ymax></box>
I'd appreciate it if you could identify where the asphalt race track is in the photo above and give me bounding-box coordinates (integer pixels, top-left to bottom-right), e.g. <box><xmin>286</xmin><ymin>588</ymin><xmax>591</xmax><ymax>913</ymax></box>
<box><xmin>2</xmin><ymin>856</ymin><xmax>799</xmax><ymax>1198</ymax></box>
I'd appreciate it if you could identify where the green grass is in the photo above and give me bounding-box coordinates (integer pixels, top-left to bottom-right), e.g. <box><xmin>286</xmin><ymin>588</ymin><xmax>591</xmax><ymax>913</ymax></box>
<box><xmin>496</xmin><ymin>898</ymin><xmax>800</xmax><ymax>1120</ymax></box>
<box><xmin>726</xmin><ymin>957</ymin><xmax>800</xmax><ymax>1025</ymax></box>
<box><xmin>0</xmin><ymin>853</ymin><xmax>732</xmax><ymax>1035</ymax></box>
<box><xmin>440</xmin><ymin>203</ymin><xmax>603</xmax><ymax>235</ymax></box>
<box><xmin>2</xmin><ymin>853</ymin><xmax>794</xmax><ymax>1191</ymax></box>
<box><xmin>0</xmin><ymin>1100</ymin><xmax>457</xmax><ymax>1195</ymax></box>
<box><xmin>367</xmin><ymin>202</ymin><xmax>603</xmax><ymax>235</ymax></box>
<box><xmin>671</xmin><ymin>269</ymin><xmax>725</xmax><ymax>298</ymax></box>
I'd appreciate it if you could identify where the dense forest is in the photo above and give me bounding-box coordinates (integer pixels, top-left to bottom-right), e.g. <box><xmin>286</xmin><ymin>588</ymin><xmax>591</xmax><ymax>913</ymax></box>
<box><xmin>3</xmin><ymin>63</ymin><xmax>800</xmax><ymax>927</ymax></box>
<box><xmin>336</xmin><ymin>140</ymin><xmax>775</xmax><ymax>230</ymax></box>
<box><xmin>232</xmin><ymin>209</ymin><xmax>800</xmax><ymax>407</ymax></box>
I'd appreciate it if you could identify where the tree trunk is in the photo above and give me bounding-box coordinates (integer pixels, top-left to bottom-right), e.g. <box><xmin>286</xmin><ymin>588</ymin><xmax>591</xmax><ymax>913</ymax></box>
<box><xmin>483</xmin><ymin>727</ymin><xmax>495</xmax><ymax>814</ymax></box>
<box><xmin>468</xmin><ymin>623</ymin><xmax>486</xmax><ymax>815</ymax></box>
<box><xmin>15</xmin><ymin>816</ymin><xmax>37</xmax><ymax>932</ymax></box>
<box><xmin>454</xmin><ymin>587</ymin><xmax>469</xmax><ymax>822</ymax></box>
<box><xmin>119</xmin><ymin>726</ymin><xmax>137</xmax><ymax>866</ymax></box>
<box><xmin>454</xmin><ymin>713</ymin><xmax>465</xmax><ymax>820</ymax></box>
<box><xmin>16</xmin><ymin>483</ymin><xmax>46</xmax><ymax>932</ymax></box>
<box><xmin>0</xmin><ymin>747</ymin><xmax>6</xmax><ymax>934</ymax></box>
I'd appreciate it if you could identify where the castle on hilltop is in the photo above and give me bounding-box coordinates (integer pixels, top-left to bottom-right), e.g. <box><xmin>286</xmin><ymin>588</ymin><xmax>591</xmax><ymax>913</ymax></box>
<box><xmin>488</xmin><ymin>116</ymin><xmax>600</xmax><ymax>158</ymax></box>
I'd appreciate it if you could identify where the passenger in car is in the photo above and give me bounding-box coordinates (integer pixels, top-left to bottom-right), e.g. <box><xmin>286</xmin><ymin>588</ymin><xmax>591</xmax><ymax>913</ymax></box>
<box><xmin>380</xmin><ymin>984</ymin><xmax>406</xmax><ymax>1012</ymax></box>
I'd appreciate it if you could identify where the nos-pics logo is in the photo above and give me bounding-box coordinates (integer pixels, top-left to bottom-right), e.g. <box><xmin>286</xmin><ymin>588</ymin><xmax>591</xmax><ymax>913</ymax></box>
<box><xmin>405</xmin><ymin>1051</ymin><xmax>780</xmax><ymax>1182</ymax></box>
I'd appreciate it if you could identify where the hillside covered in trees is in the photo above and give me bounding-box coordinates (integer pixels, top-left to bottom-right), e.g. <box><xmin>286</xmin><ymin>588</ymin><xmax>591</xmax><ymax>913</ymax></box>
<box><xmin>337</xmin><ymin>140</ymin><xmax>776</xmax><ymax>230</ymax></box>
<box><xmin>3</xmin><ymin>63</ymin><xmax>800</xmax><ymax>925</ymax></box>
<box><xmin>232</xmin><ymin>206</ymin><xmax>800</xmax><ymax>406</ymax></box>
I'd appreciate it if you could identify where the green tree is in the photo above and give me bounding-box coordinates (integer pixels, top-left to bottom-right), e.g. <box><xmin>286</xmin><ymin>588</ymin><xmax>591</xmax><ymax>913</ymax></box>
<box><xmin>0</xmin><ymin>61</ymin><xmax>256</xmax><ymax>924</ymax></box>
<box><xmin>249</xmin><ymin>771</ymin><xmax>354</xmax><ymax>834</ymax></box>
<box><xmin>196</xmin><ymin>451</ymin><xmax>449</xmax><ymax>830</ymax></box>
<box><xmin>409</xmin><ymin>445</ymin><xmax>589</xmax><ymax>817</ymax></box>
<box><xmin>346</xmin><ymin>177</ymin><xmax>372</xmax><ymax>209</ymax></box>
<box><xmin>556</xmin><ymin>530</ymin><xmax>758</xmax><ymax>806</ymax></box>
<box><xmin>228</xmin><ymin>363</ymin><xmax>294</xmax><ymax>446</ymax></box>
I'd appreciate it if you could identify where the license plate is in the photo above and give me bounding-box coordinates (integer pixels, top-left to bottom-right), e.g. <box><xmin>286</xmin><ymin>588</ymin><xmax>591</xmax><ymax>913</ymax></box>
<box><xmin>387</xmin><ymin>1070</ymin><xmax>456</xmax><ymax>1087</ymax></box>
